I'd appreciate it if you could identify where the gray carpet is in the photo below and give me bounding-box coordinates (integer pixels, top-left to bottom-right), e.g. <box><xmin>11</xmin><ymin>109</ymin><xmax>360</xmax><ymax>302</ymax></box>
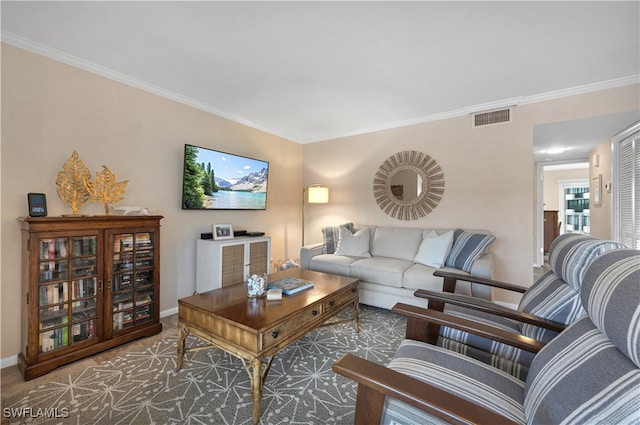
<box><xmin>3</xmin><ymin>306</ymin><xmax>406</xmax><ymax>424</ymax></box>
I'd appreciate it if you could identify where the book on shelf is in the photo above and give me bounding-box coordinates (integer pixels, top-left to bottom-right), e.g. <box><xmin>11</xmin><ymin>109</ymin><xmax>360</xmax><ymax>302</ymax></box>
<box><xmin>135</xmin><ymin>233</ymin><xmax>152</xmax><ymax>249</ymax></box>
<box><xmin>136</xmin><ymin>294</ymin><xmax>153</xmax><ymax>306</ymax></box>
<box><xmin>135</xmin><ymin>305</ymin><xmax>151</xmax><ymax>320</ymax></box>
<box><xmin>267</xmin><ymin>277</ymin><xmax>314</xmax><ymax>295</ymax></box>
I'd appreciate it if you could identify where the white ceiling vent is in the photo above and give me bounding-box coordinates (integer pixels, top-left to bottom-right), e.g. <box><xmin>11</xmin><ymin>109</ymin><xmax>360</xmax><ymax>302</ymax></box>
<box><xmin>473</xmin><ymin>108</ymin><xmax>512</xmax><ymax>128</ymax></box>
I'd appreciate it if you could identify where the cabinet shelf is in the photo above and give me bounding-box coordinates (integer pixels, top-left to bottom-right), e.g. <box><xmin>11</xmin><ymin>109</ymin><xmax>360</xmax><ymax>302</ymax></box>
<box><xmin>19</xmin><ymin>215</ymin><xmax>163</xmax><ymax>380</ymax></box>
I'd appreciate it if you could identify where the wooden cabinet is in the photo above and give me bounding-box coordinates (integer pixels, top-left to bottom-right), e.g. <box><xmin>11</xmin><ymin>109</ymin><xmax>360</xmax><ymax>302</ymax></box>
<box><xmin>543</xmin><ymin>210</ymin><xmax>559</xmax><ymax>253</ymax></box>
<box><xmin>196</xmin><ymin>236</ymin><xmax>271</xmax><ymax>293</ymax></box>
<box><xmin>18</xmin><ymin>216</ymin><xmax>163</xmax><ymax>380</ymax></box>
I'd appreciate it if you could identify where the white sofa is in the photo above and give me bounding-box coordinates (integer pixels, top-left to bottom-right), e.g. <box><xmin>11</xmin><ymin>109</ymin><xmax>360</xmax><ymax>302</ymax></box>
<box><xmin>300</xmin><ymin>225</ymin><xmax>495</xmax><ymax>310</ymax></box>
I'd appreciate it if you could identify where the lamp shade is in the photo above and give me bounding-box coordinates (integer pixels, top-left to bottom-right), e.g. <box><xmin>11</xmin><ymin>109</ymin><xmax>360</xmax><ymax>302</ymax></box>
<box><xmin>307</xmin><ymin>186</ymin><xmax>329</xmax><ymax>203</ymax></box>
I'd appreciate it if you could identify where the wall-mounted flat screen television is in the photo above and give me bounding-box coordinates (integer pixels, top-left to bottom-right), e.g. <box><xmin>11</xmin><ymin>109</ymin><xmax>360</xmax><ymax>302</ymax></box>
<box><xmin>181</xmin><ymin>144</ymin><xmax>269</xmax><ymax>210</ymax></box>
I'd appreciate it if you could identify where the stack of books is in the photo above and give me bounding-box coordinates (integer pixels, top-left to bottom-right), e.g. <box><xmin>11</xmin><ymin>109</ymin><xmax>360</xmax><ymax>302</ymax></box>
<box><xmin>267</xmin><ymin>277</ymin><xmax>314</xmax><ymax>296</ymax></box>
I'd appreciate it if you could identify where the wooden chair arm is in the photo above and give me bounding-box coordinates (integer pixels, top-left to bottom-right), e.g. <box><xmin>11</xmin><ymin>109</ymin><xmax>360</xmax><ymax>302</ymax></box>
<box><xmin>414</xmin><ymin>290</ymin><xmax>566</xmax><ymax>333</ymax></box>
<box><xmin>332</xmin><ymin>353</ymin><xmax>521</xmax><ymax>425</ymax></box>
<box><xmin>392</xmin><ymin>303</ymin><xmax>545</xmax><ymax>353</ymax></box>
<box><xmin>434</xmin><ymin>270</ymin><xmax>529</xmax><ymax>294</ymax></box>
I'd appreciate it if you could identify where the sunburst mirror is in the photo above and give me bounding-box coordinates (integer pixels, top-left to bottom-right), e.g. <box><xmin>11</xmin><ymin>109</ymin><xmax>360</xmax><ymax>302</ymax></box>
<box><xmin>372</xmin><ymin>150</ymin><xmax>445</xmax><ymax>220</ymax></box>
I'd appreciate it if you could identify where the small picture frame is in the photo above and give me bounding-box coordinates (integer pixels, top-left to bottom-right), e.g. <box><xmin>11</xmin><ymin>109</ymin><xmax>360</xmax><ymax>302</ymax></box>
<box><xmin>28</xmin><ymin>193</ymin><xmax>47</xmax><ymax>217</ymax></box>
<box><xmin>213</xmin><ymin>224</ymin><xmax>234</xmax><ymax>240</ymax></box>
<box><xmin>592</xmin><ymin>174</ymin><xmax>602</xmax><ymax>206</ymax></box>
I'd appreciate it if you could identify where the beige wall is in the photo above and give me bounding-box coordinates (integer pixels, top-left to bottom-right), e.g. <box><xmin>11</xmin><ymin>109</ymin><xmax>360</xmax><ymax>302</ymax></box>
<box><xmin>303</xmin><ymin>85</ymin><xmax>639</xmax><ymax>306</ymax></box>
<box><xmin>2</xmin><ymin>42</ymin><xmax>639</xmax><ymax>364</ymax></box>
<box><xmin>543</xmin><ymin>167</ymin><xmax>589</xmax><ymax>211</ymax></box>
<box><xmin>1</xmin><ymin>44</ymin><xmax>303</xmax><ymax>361</ymax></box>
<box><xmin>589</xmin><ymin>141</ymin><xmax>614</xmax><ymax>239</ymax></box>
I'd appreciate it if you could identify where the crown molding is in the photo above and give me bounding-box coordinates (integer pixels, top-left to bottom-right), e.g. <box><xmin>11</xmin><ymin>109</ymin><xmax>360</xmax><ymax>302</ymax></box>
<box><xmin>519</xmin><ymin>75</ymin><xmax>639</xmax><ymax>105</ymax></box>
<box><xmin>299</xmin><ymin>76</ymin><xmax>639</xmax><ymax>143</ymax></box>
<box><xmin>3</xmin><ymin>31</ymin><xmax>638</xmax><ymax>145</ymax></box>
<box><xmin>1</xmin><ymin>32</ymin><xmax>296</xmax><ymax>141</ymax></box>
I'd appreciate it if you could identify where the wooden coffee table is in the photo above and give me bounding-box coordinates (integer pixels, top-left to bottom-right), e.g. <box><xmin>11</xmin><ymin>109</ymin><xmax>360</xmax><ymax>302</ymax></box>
<box><xmin>176</xmin><ymin>268</ymin><xmax>360</xmax><ymax>424</ymax></box>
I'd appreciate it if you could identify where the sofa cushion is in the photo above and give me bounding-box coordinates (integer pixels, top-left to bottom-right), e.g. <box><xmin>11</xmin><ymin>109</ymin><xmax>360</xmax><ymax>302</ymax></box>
<box><xmin>349</xmin><ymin>257</ymin><xmax>413</xmax><ymax>287</ymax></box>
<box><xmin>517</xmin><ymin>270</ymin><xmax>583</xmax><ymax>342</ymax></box>
<box><xmin>321</xmin><ymin>222</ymin><xmax>353</xmax><ymax>254</ymax></box>
<box><xmin>549</xmin><ymin>235</ymin><xmax>625</xmax><ymax>291</ymax></box>
<box><xmin>308</xmin><ymin>254</ymin><xmax>357</xmax><ymax>276</ymax></box>
<box><xmin>370</xmin><ymin>227</ymin><xmax>423</xmax><ymax>261</ymax></box>
<box><xmin>580</xmin><ymin>249</ymin><xmax>640</xmax><ymax>366</ymax></box>
<box><xmin>439</xmin><ymin>304</ymin><xmax>535</xmax><ymax>380</ymax></box>
<box><xmin>524</xmin><ymin>316</ymin><xmax>639</xmax><ymax>424</ymax></box>
<box><xmin>402</xmin><ymin>263</ymin><xmax>445</xmax><ymax>292</ymax></box>
<box><xmin>413</xmin><ymin>230</ymin><xmax>454</xmax><ymax>268</ymax></box>
<box><xmin>335</xmin><ymin>227</ymin><xmax>371</xmax><ymax>257</ymax></box>
<box><xmin>383</xmin><ymin>339</ymin><xmax>526</xmax><ymax>425</ymax></box>
<box><xmin>445</xmin><ymin>230</ymin><xmax>495</xmax><ymax>273</ymax></box>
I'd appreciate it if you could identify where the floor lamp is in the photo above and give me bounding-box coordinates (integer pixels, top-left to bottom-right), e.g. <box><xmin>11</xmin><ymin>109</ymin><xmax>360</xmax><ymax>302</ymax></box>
<box><xmin>302</xmin><ymin>185</ymin><xmax>329</xmax><ymax>246</ymax></box>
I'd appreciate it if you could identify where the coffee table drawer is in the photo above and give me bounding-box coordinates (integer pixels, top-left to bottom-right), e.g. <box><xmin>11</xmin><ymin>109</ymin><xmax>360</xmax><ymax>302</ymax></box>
<box><xmin>324</xmin><ymin>283</ymin><xmax>359</xmax><ymax>313</ymax></box>
<box><xmin>262</xmin><ymin>302</ymin><xmax>324</xmax><ymax>349</ymax></box>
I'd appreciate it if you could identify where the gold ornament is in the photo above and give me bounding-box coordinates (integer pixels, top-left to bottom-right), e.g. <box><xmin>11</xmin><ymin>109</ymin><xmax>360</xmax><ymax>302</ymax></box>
<box><xmin>84</xmin><ymin>166</ymin><xmax>129</xmax><ymax>214</ymax></box>
<box><xmin>55</xmin><ymin>150</ymin><xmax>92</xmax><ymax>215</ymax></box>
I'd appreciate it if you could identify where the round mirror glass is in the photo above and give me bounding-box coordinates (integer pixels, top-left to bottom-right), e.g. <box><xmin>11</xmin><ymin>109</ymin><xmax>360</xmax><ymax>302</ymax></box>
<box><xmin>373</xmin><ymin>151</ymin><xmax>445</xmax><ymax>220</ymax></box>
<box><xmin>390</xmin><ymin>169</ymin><xmax>422</xmax><ymax>202</ymax></box>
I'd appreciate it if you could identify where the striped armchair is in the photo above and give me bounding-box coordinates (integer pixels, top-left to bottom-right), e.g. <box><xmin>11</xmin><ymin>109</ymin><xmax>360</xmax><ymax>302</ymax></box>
<box><xmin>333</xmin><ymin>248</ymin><xmax>640</xmax><ymax>424</ymax></box>
<box><xmin>420</xmin><ymin>233</ymin><xmax>625</xmax><ymax>379</ymax></box>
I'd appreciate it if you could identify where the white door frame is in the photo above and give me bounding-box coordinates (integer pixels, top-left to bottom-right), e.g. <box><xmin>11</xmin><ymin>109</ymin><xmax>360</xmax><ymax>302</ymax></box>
<box><xmin>535</xmin><ymin>161</ymin><xmax>589</xmax><ymax>267</ymax></box>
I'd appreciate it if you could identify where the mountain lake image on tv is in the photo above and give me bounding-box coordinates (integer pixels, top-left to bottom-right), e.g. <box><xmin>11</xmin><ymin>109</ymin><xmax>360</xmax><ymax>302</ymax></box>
<box><xmin>182</xmin><ymin>144</ymin><xmax>269</xmax><ymax>210</ymax></box>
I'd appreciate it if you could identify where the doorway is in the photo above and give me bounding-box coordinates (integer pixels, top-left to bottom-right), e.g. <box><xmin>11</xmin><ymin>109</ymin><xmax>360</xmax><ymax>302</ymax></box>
<box><xmin>535</xmin><ymin>162</ymin><xmax>589</xmax><ymax>266</ymax></box>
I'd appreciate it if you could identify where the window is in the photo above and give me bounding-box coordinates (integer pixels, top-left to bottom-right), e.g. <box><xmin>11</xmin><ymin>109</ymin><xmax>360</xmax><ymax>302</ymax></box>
<box><xmin>559</xmin><ymin>182</ymin><xmax>590</xmax><ymax>235</ymax></box>
<box><xmin>613</xmin><ymin>121</ymin><xmax>640</xmax><ymax>248</ymax></box>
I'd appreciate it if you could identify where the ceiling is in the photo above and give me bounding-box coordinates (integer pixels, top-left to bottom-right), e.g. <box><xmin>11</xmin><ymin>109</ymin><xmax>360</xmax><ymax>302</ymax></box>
<box><xmin>2</xmin><ymin>1</ymin><xmax>639</xmax><ymax>160</ymax></box>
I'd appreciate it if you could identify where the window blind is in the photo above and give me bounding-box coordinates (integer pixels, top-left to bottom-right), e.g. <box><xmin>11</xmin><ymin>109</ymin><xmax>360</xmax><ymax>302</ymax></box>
<box><xmin>614</xmin><ymin>123</ymin><xmax>640</xmax><ymax>249</ymax></box>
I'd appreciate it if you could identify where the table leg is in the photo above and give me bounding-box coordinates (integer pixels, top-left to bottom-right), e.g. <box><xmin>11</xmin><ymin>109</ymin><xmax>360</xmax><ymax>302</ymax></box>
<box><xmin>353</xmin><ymin>300</ymin><xmax>361</xmax><ymax>333</ymax></box>
<box><xmin>251</xmin><ymin>358</ymin><xmax>262</xmax><ymax>424</ymax></box>
<box><xmin>176</xmin><ymin>325</ymin><xmax>189</xmax><ymax>371</ymax></box>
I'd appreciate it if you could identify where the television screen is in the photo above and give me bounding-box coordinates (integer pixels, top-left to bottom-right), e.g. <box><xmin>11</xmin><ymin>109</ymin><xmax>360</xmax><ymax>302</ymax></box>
<box><xmin>181</xmin><ymin>144</ymin><xmax>269</xmax><ymax>210</ymax></box>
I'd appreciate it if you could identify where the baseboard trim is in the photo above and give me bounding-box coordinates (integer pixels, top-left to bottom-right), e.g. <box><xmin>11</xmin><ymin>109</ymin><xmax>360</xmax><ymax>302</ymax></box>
<box><xmin>1</xmin><ymin>355</ymin><xmax>17</xmax><ymax>369</ymax></box>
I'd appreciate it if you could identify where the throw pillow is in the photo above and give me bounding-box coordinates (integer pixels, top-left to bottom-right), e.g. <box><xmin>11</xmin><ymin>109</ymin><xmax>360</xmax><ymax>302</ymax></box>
<box><xmin>414</xmin><ymin>230</ymin><xmax>454</xmax><ymax>268</ymax></box>
<box><xmin>335</xmin><ymin>226</ymin><xmax>371</xmax><ymax>257</ymax></box>
<box><xmin>445</xmin><ymin>230</ymin><xmax>495</xmax><ymax>273</ymax></box>
<box><xmin>321</xmin><ymin>222</ymin><xmax>354</xmax><ymax>254</ymax></box>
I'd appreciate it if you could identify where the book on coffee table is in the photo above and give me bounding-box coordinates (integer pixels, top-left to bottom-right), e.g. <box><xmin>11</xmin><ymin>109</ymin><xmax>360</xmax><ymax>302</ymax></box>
<box><xmin>267</xmin><ymin>277</ymin><xmax>314</xmax><ymax>295</ymax></box>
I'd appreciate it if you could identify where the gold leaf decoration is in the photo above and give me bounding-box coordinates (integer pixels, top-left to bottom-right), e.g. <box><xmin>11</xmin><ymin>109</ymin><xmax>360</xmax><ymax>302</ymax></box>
<box><xmin>55</xmin><ymin>150</ymin><xmax>92</xmax><ymax>215</ymax></box>
<box><xmin>84</xmin><ymin>166</ymin><xmax>129</xmax><ymax>214</ymax></box>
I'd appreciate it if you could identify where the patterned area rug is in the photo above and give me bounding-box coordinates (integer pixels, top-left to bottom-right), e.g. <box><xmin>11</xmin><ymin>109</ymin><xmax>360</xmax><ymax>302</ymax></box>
<box><xmin>2</xmin><ymin>306</ymin><xmax>405</xmax><ymax>424</ymax></box>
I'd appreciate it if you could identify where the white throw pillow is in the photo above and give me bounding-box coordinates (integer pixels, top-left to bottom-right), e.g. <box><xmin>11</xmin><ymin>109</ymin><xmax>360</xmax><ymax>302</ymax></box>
<box><xmin>335</xmin><ymin>226</ymin><xmax>371</xmax><ymax>257</ymax></box>
<box><xmin>414</xmin><ymin>230</ymin><xmax>454</xmax><ymax>268</ymax></box>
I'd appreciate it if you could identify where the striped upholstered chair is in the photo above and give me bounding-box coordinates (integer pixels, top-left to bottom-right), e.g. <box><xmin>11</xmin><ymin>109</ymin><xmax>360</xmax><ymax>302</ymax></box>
<box><xmin>417</xmin><ymin>233</ymin><xmax>625</xmax><ymax>379</ymax></box>
<box><xmin>333</xmin><ymin>248</ymin><xmax>640</xmax><ymax>425</ymax></box>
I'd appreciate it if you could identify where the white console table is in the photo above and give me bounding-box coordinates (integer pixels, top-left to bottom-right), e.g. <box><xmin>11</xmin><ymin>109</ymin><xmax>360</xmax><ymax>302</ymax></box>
<box><xmin>196</xmin><ymin>236</ymin><xmax>271</xmax><ymax>293</ymax></box>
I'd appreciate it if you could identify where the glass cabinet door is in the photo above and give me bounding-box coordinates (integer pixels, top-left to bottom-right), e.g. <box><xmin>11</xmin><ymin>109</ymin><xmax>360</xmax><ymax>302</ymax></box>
<box><xmin>38</xmin><ymin>235</ymin><xmax>99</xmax><ymax>354</ymax></box>
<box><xmin>110</xmin><ymin>232</ymin><xmax>155</xmax><ymax>332</ymax></box>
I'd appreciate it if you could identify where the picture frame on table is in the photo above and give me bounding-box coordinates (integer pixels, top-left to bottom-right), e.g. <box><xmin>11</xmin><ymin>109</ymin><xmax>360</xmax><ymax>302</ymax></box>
<box><xmin>213</xmin><ymin>224</ymin><xmax>234</xmax><ymax>240</ymax></box>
